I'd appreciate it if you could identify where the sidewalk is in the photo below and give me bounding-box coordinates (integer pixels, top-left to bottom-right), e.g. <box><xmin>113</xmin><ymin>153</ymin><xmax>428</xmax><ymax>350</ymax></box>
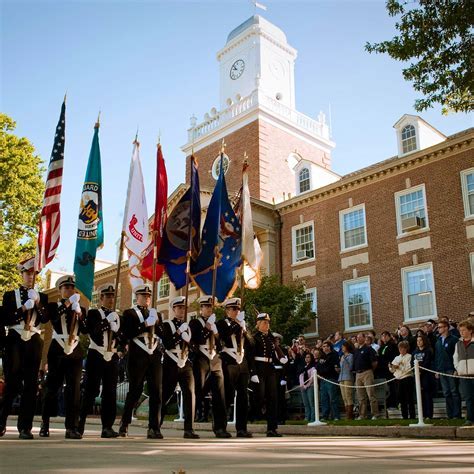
<box><xmin>21</xmin><ymin>416</ymin><xmax>474</xmax><ymax>440</ymax></box>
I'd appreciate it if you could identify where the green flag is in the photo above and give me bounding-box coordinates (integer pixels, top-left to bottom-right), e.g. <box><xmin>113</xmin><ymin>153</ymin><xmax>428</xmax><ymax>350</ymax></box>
<box><xmin>73</xmin><ymin>121</ymin><xmax>104</xmax><ymax>300</ymax></box>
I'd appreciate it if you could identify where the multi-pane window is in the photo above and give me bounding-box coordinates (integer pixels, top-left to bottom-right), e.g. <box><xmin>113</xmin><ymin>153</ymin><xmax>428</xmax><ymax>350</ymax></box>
<box><xmin>299</xmin><ymin>168</ymin><xmax>310</xmax><ymax>193</ymax></box>
<box><xmin>461</xmin><ymin>169</ymin><xmax>474</xmax><ymax>218</ymax></box>
<box><xmin>302</xmin><ymin>288</ymin><xmax>318</xmax><ymax>335</ymax></box>
<box><xmin>402</xmin><ymin>263</ymin><xmax>437</xmax><ymax>321</ymax></box>
<box><xmin>158</xmin><ymin>273</ymin><xmax>170</xmax><ymax>300</ymax></box>
<box><xmin>91</xmin><ymin>290</ymin><xmax>99</xmax><ymax>309</ymax></box>
<box><xmin>401</xmin><ymin>124</ymin><xmax>417</xmax><ymax>154</ymax></box>
<box><xmin>395</xmin><ymin>185</ymin><xmax>428</xmax><ymax>235</ymax></box>
<box><xmin>292</xmin><ymin>223</ymin><xmax>315</xmax><ymax>263</ymax></box>
<box><xmin>340</xmin><ymin>205</ymin><xmax>367</xmax><ymax>250</ymax></box>
<box><xmin>343</xmin><ymin>277</ymin><xmax>372</xmax><ymax>330</ymax></box>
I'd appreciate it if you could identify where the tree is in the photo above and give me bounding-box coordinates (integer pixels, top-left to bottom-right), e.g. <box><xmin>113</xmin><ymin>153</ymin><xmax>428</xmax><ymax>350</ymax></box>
<box><xmin>0</xmin><ymin>114</ymin><xmax>44</xmax><ymax>297</ymax></box>
<box><xmin>237</xmin><ymin>275</ymin><xmax>314</xmax><ymax>346</ymax></box>
<box><xmin>366</xmin><ymin>0</ymin><xmax>473</xmax><ymax>114</ymax></box>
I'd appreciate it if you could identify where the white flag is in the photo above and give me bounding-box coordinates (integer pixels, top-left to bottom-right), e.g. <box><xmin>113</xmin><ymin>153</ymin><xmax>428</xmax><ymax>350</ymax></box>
<box><xmin>241</xmin><ymin>165</ymin><xmax>263</xmax><ymax>289</ymax></box>
<box><xmin>122</xmin><ymin>140</ymin><xmax>150</xmax><ymax>288</ymax></box>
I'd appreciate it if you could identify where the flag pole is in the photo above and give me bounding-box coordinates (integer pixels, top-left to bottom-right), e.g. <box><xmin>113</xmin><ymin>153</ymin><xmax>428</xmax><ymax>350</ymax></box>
<box><xmin>109</xmin><ymin>230</ymin><xmax>125</xmax><ymax>351</ymax></box>
<box><xmin>150</xmin><ymin>140</ymin><xmax>161</xmax><ymax>349</ymax></box>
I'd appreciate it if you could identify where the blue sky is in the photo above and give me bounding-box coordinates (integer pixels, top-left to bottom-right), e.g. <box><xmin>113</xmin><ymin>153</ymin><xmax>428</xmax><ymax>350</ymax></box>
<box><xmin>2</xmin><ymin>0</ymin><xmax>472</xmax><ymax>272</ymax></box>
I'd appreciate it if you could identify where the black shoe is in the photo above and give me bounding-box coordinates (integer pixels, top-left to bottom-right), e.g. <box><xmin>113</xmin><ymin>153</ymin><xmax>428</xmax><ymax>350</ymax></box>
<box><xmin>65</xmin><ymin>429</ymin><xmax>82</xmax><ymax>440</ymax></box>
<box><xmin>236</xmin><ymin>430</ymin><xmax>253</xmax><ymax>438</ymax></box>
<box><xmin>0</xmin><ymin>425</ymin><xmax>6</xmax><ymax>437</ymax></box>
<box><xmin>146</xmin><ymin>428</ymin><xmax>163</xmax><ymax>439</ymax></box>
<box><xmin>101</xmin><ymin>428</ymin><xmax>120</xmax><ymax>438</ymax></box>
<box><xmin>19</xmin><ymin>429</ymin><xmax>34</xmax><ymax>440</ymax></box>
<box><xmin>266</xmin><ymin>430</ymin><xmax>283</xmax><ymax>437</ymax></box>
<box><xmin>39</xmin><ymin>422</ymin><xmax>50</xmax><ymax>438</ymax></box>
<box><xmin>196</xmin><ymin>416</ymin><xmax>208</xmax><ymax>423</ymax></box>
<box><xmin>215</xmin><ymin>429</ymin><xmax>232</xmax><ymax>438</ymax></box>
<box><xmin>118</xmin><ymin>424</ymin><xmax>128</xmax><ymax>437</ymax></box>
<box><xmin>183</xmin><ymin>430</ymin><xmax>200</xmax><ymax>439</ymax></box>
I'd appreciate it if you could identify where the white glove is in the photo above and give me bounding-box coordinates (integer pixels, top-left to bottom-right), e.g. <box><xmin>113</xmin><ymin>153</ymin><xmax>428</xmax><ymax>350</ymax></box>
<box><xmin>149</xmin><ymin>308</ymin><xmax>158</xmax><ymax>320</ymax></box>
<box><xmin>72</xmin><ymin>302</ymin><xmax>81</xmax><ymax>314</ymax></box>
<box><xmin>250</xmin><ymin>375</ymin><xmax>259</xmax><ymax>384</ymax></box>
<box><xmin>239</xmin><ymin>320</ymin><xmax>247</xmax><ymax>332</ymax></box>
<box><xmin>280</xmin><ymin>356</ymin><xmax>288</xmax><ymax>364</ymax></box>
<box><xmin>24</xmin><ymin>299</ymin><xmax>35</xmax><ymax>310</ymax></box>
<box><xmin>280</xmin><ymin>380</ymin><xmax>287</xmax><ymax>386</ymax></box>
<box><xmin>236</xmin><ymin>311</ymin><xmax>245</xmax><ymax>322</ymax></box>
<box><xmin>69</xmin><ymin>293</ymin><xmax>80</xmax><ymax>304</ymax></box>
<box><xmin>109</xmin><ymin>320</ymin><xmax>120</xmax><ymax>333</ymax></box>
<box><xmin>106</xmin><ymin>312</ymin><xmax>119</xmax><ymax>323</ymax></box>
<box><xmin>28</xmin><ymin>289</ymin><xmax>39</xmax><ymax>302</ymax></box>
<box><xmin>207</xmin><ymin>314</ymin><xmax>216</xmax><ymax>325</ymax></box>
<box><xmin>178</xmin><ymin>322</ymin><xmax>189</xmax><ymax>333</ymax></box>
<box><xmin>181</xmin><ymin>331</ymin><xmax>191</xmax><ymax>343</ymax></box>
<box><xmin>210</xmin><ymin>323</ymin><xmax>218</xmax><ymax>334</ymax></box>
<box><xmin>145</xmin><ymin>311</ymin><xmax>158</xmax><ymax>327</ymax></box>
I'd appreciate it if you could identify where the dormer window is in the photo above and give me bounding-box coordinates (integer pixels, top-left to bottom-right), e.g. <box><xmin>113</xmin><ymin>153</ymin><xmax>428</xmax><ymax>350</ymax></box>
<box><xmin>401</xmin><ymin>125</ymin><xmax>417</xmax><ymax>154</ymax></box>
<box><xmin>299</xmin><ymin>167</ymin><xmax>310</xmax><ymax>193</ymax></box>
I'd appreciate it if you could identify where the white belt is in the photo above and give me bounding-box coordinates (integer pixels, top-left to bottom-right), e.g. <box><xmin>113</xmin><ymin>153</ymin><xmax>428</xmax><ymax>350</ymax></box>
<box><xmin>255</xmin><ymin>356</ymin><xmax>272</xmax><ymax>363</ymax></box>
<box><xmin>199</xmin><ymin>344</ymin><xmax>216</xmax><ymax>360</ymax></box>
<box><xmin>8</xmin><ymin>324</ymin><xmax>41</xmax><ymax>340</ymax></box>
<box><xmin>52</xmin><ymin>330</ymin><xmax>79</xmax><ymax>356</ymax></box>
<box><xmin>133</xmin><ymin>332</ymin><xmax>159</xmax><ymax>355</ymax></box>
<box><xmin>222</xmin><ymin>347</ymin><xmax>244</xmax><ymax>364</ymax></box>
<box><xmin>274</xmin><ymin>365</ymin><xmax>283</xmax><ymax>369</ymax></box>
<box><xmin>89</xmin><ymin>339</ymin><xmax>116</xmax><ymax>362</ymax></box>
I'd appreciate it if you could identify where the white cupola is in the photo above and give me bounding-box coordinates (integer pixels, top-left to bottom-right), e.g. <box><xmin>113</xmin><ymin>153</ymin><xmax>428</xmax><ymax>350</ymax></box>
<box><xmin>216</xmin><ymin>15</ymin><xmax>297</xmax><ymax>110</ymax></box>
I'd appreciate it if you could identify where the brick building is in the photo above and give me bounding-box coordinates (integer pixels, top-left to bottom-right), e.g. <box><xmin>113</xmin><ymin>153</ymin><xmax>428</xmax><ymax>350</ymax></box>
<box><xmin>44</xmin><ymin>15</ymin><xmax>474</xmax><ymax>343</ymax></box>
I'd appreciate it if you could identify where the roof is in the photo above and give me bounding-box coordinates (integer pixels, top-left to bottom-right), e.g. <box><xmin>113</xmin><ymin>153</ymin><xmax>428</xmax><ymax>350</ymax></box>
<box><xmin>226</xmin><ymin>15</ymin><xmax>287</xmax><ymax>44</ymax></box>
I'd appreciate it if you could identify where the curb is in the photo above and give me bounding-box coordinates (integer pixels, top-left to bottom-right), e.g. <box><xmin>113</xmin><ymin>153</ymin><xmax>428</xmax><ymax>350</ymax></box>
<box><xmin>17</xmin><ymin>416</ymin><xmax>474</xmax><ymax>440</ymax></box>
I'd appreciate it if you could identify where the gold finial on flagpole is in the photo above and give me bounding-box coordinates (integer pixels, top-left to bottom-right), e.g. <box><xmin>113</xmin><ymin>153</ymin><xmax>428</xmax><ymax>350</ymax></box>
<box><xmin>220</xmin><ymin>138</ymin><xmax>226</xmax><ymax>154</ymax></box>
<box><xmin>64</xmin><ymin>91</ymin><xmax>67</xmax><ymax>103</ymax></box>
<box><xmin>133</xmin><ymin>126</ymin><xmax>139</xmax><ymax>145</ymax></box>
<box><xmin>243</xmin><ymin>151</ymin><xmax>249</xmax><ymax>166</ymax></box>
<box><xmin>95</xmin><ymin>110</ymin><xmax>101</xmax><ymax>129</ymax></box>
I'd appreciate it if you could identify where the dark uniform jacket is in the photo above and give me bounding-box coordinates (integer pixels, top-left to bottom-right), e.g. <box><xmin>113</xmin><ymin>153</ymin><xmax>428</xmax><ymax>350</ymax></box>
<box><xmin>2</xmin><ymin>287</ymin><xmax>49</xmax><ymax>329</ymax></box>
<box><xmin>121</xmin><ymin>306</ymin><xmax>163</xmax><ymax>346</ymax></box>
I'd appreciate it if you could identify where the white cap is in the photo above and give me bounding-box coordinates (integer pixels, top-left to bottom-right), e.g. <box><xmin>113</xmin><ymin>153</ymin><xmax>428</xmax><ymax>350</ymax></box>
<box><xmin>170</xmin><ymin>296</ymin><xmax>186</xmax><ymax>307</ymax></box>
<box><xmin>56</xmin><ymin>275</ymin><xmax>76</xmax><ymax>289</ymax></box>
<box><xmin>134</xmin><ymin>284</ymin><xmax>152</xmax><ymax>295</ymax></box>
<box><xmin>17</xmin><ymin>257</ymin><xmax>36</xmax><ymax>273</ymax></box>
<box><xmin>197</xmin><ymin>295</ymin><xmax>214</xmax><ymax>306</ymax></box>
<box><xmin>223</xmin><ymin>297</ymin><xmax>241</xmax><ymax>308</ymax></box>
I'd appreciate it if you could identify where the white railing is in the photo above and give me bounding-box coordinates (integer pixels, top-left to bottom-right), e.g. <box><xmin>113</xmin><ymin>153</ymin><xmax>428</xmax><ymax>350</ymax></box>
<box><xmin>187</xmin><ymin>90</ymin><xmax>329</xmax><ymax>143</ymax></box>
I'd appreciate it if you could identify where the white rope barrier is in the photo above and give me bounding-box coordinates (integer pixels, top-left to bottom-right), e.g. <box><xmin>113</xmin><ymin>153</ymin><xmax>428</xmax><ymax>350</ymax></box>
<box><xmin>419</xmin><ymin>366</ymin><xmax>474</xmax><ymax>380</ymax></box>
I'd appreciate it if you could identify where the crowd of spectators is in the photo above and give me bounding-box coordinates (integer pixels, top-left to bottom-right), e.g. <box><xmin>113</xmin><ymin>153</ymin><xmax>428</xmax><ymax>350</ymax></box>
<box><xmin>285</xmin><ymin>314</ymin><xmax>474</xmax><ymax>426</ymax></box>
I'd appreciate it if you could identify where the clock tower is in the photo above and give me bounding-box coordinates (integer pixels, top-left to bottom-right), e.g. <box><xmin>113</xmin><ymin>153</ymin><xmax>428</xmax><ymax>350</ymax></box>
<box><xmin>182</xmin><ymin>15</ymin><xmax>337</xmax><ymax>205</ymax></box>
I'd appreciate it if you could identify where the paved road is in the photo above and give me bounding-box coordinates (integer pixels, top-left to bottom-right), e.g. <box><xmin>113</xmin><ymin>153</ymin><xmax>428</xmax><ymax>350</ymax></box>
<box><xmin>0</xmin><ymin>422</ymin><xmax>473</xmax><ymax>473</ymax></box>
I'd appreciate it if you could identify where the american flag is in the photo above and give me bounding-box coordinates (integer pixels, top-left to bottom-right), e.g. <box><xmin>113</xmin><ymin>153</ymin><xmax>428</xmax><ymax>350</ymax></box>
<box><xmin>35</xmin><ymin>100</ymin><xmax>66</xmax><ymax>272</ymax></box>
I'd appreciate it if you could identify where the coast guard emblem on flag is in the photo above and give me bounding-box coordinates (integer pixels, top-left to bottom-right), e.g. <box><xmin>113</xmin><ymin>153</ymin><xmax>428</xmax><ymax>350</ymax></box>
<box><xmin>78</xmin><ymin>182</ymin><xmax>100</xmax><ymax>239</ymax></box>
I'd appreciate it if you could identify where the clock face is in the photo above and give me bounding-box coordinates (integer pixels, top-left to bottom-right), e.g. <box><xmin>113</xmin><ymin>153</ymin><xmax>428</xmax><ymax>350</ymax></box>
<box><xmin>230</xmin><ymin>59</ymin><xmax>245</xmax><ymax>80</ymax></box>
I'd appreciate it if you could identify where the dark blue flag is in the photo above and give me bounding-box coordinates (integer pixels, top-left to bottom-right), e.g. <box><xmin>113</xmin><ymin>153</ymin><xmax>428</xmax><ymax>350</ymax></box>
<box><xmin>158</xmin><ymin>156</ymin><xmax>200</xmax><ymax>289</ymax></box>
<box><xmin>191</xmin><ymin>154</ymin><xmax>242</xmax><ymax>302</ymax></box>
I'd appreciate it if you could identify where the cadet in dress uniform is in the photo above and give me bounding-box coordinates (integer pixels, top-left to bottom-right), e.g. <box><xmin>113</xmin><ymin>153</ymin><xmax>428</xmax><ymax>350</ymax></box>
<box><xmin>250</xmin><ymin>313</ymin><xmax>287</xmax><ymax>437</ymax></box>
<box><xmin>118</xmin><ymin>284</ymin><xmax>163</xmax><ymax>439</ymax></box>
<box><xmin>216</xmin><ymin>297</ymin><xmax>253</xmax><ymax>438</ymax></box>
<box><xmin>78</xmin><ymin>283</ymin><xmax>121</xmax><ymax>438</ymax></box>
<box><xmin>0</xmin><ymin>257</ymin><xmax>49</xmax><ymax>439</ymax></box>
<box><xmin>161</xmin><ymin>296</ymin><xmax>199</xmax><ymax>439</ymax></box>
<box><xmin>189</xmin><ymin>296</ymin><xmax>231</xmax><ymax>438</ymax></box>
<box><xmin>40</xmin><ymin>275</ymin><xmax>87</xmax><ymax>439</ymax></box>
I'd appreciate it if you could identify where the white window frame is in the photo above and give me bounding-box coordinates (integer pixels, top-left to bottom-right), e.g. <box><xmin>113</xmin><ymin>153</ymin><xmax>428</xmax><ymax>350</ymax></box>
<box><xmin>339</xmin><ymin>203</ymin><xmax>368</xmax><ymax>252</ymax></box>
<box><xmin>460</xmin><ymin>168</ymin><xmax>474</xmax><ymax>219</ymax></box>
<box><xmin>394</xmin><ymin>184</ymin><xmax>429</xmax><ymax>238</ymax></box>
<box><xmin>157</xmin><ymin>273</ymin><xmax>170</xmax><ymax>301</ymax></box>
<box><xmin>343</xmin><ymin>276</ymin><xmax>373</xmax><ymax>331</ymax></box>
<box><xmin>302</xmin><ymin>287</ymin><xmax>318</xmax><ymax>336</ymax></box>
<box><xmin>291</xmin><ymin>221</ymin><xmax>315</xmax><ymax>265</ymax></box>
<box><xmin>400</xmin><ymin>124</ymin><xmax>417</xmax><ymax>154</ymax></box>
<box><xmin>470</xmin><ymin>253</ymin><xmax>474</xmax><ymax>288</ymax></box>
<box><xmin>298</xmin><ymin>167</ymin><xmax>311</xmax><ymax>194</ymax></box>
<box><xmin>211</xmin><ymin>153</ymin><xmax>230</xmax><ymax>180</ymax></box>
<box><xmin>401</xmin><ymin>262</ymin><xmax>437</xmax><ymax>323</ymax></box>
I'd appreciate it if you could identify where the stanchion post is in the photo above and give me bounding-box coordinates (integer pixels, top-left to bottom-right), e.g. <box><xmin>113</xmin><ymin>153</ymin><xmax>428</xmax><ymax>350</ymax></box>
<box><xmin>174</xmin><ymin>386</ymin><xmax>185</xmax><ymax>422</ymax></box>
<box><xmin>308</xmin><ymin>370</ymin><xmax>326</xmax><ymax>426</ymax></box>
<box><xmin>409</xmin><ymin>359</ymin><xmax>431</xmax><ymax>427</ymax></box>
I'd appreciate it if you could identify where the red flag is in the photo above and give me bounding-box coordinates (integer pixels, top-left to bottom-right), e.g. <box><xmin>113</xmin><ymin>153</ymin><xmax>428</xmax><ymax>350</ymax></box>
<box><xmin>35</xmin><ymin>99</ymin><xmax>66</xmax><ymax>272</ymax></box>
<box><xmin>140</xmin><ymin>144</ymin><xmax>168</xmax><ymax>281</ymax></box>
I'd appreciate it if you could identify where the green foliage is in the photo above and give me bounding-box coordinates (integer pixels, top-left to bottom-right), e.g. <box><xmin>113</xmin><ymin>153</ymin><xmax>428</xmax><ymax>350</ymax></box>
<box><xmin>0</xmin><ymin>114</ymin><xmax>44</xmax><ymax>297</ymax></box>
<box><xmin>236</xmin><ymin>275</ymin><xmax>314</xmax><ymax>345</ymax></box>
<box><xmin>366</xmin><ymin>0</ymin><xmax>474</xmax><ymax>114</ymax></box>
